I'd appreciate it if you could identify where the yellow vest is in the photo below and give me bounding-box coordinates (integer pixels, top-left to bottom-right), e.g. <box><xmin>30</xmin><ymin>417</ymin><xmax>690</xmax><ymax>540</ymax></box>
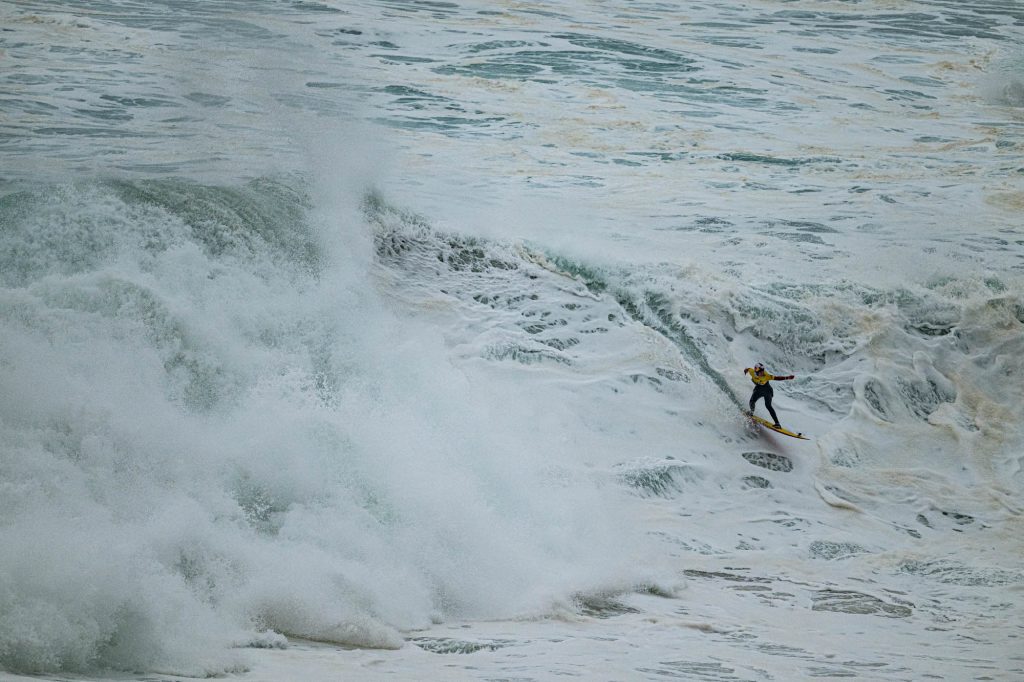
<box><xmin>746</xmin><ymin>368</ymin><xmax>774</xmax><ymax>385</ymax></box>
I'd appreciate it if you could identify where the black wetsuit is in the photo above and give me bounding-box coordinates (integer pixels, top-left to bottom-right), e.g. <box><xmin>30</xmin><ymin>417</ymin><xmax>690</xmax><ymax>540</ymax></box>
<box><xmin>749</xmin><ymin>383</ymin><xmax>779</xmax><ymax>425</ymax></box>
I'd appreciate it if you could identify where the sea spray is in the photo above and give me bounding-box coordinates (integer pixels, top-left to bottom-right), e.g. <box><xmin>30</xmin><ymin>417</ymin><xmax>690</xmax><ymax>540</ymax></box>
<box><xmin>0</xmin><ymin>179</ymin><xmax>655</xmax><ymax>674</ymax></box>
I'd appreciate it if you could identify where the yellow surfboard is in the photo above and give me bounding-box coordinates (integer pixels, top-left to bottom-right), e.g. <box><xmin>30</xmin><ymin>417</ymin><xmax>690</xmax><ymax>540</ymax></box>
<box><xmin>748</xmin><ymin>413</ymin><xmax>809</xmax><ymax>440</ymax></box>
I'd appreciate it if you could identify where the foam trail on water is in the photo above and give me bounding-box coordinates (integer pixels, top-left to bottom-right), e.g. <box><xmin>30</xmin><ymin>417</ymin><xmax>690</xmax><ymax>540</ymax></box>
<box><xmin>3</xmin><ymin>0</ymin><xmax>1024</xmax><ymax>678</ymax></box>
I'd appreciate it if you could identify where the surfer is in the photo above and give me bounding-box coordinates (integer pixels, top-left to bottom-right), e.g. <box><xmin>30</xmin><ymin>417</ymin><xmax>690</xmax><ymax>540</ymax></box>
<box><xmin>744</xmin><ymin>362</ymin><xmax>795</xmax><ymax>429</ymax></box>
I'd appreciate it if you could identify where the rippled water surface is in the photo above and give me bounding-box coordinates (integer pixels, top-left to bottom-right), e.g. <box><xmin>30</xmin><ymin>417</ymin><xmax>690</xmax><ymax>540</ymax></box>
<box><xmin>1</xmin><ymin>1</ymin><xmax>1022</xmax><ymax>680</ymax></box>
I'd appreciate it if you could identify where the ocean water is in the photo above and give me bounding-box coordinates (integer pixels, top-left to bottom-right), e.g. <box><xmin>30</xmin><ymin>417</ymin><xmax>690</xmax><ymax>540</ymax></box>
<box><xmin>1</xmin><ymin>0</ymin><xmax>1023</xmax><ymax>680</ymax></box>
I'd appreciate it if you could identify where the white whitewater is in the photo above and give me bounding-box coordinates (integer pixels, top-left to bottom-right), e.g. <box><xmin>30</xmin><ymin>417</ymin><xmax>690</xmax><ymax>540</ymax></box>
<box><xmin>1</xmin><ymin>1</ymin><xmax>1022</xmax><ymax>680</ymax></box>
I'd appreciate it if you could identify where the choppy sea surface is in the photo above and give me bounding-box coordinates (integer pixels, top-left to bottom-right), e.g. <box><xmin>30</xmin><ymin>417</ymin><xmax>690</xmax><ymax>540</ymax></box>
<box><xmin>1</xmin><ymin>1</ymin><xmax>1023</xmax><ymax>680</ymax></box>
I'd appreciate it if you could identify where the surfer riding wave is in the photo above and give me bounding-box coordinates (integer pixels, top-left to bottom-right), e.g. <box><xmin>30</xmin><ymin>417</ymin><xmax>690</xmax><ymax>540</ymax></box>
<box><xmin>744</xmin><ymin>363</ymin><xmax>795</xmax><ymax>429</ymax></box>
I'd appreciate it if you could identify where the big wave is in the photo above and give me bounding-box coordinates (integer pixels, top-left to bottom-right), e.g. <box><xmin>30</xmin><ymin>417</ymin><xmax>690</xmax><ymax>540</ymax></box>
<box><xmin>0</xmin><ymin>179</ymin><xmax>658</xmax><ymax>674</ymax></box>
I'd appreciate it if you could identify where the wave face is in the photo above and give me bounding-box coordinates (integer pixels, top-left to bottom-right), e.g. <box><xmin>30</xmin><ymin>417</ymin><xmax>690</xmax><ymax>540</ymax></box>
<box><xmin>2</xmin><ymin>0</ymin><xmax>1023</xmax><ymax>679</ymax></box>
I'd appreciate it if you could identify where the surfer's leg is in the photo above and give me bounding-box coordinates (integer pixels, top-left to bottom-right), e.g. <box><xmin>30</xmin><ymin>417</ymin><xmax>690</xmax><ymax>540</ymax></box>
<box><xmin>750</xmin><ymin>385</ymin><xmax>767</xmax><ymax>415</ymax></box>
<box><xmin>764</xmin><ymin>392</ymin><xmax>780</xmax><ymax>427</ymax></box>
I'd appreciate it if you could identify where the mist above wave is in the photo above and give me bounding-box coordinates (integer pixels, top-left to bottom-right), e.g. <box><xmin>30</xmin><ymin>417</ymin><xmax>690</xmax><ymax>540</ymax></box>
<box><xmin>0</xmin><ymin>179</ymin><xmax>655</xmax><ymax>674</ymax></box>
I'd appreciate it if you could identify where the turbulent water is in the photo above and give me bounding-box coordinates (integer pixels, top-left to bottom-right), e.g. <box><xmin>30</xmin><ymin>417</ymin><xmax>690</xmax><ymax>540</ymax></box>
<box><xmin>1</xmin><ymin>0</ymin><xmax>1023</xmax><ymax>680</ymax></box>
